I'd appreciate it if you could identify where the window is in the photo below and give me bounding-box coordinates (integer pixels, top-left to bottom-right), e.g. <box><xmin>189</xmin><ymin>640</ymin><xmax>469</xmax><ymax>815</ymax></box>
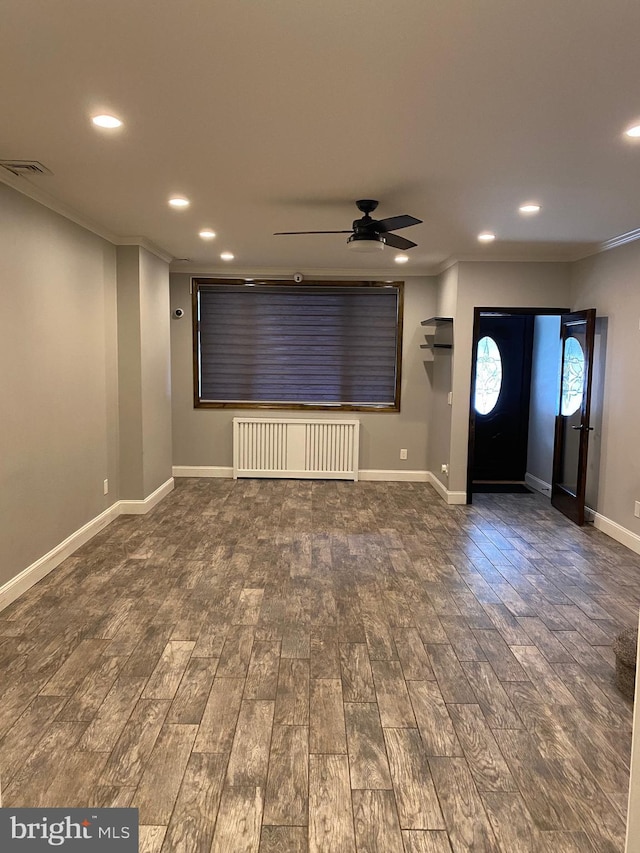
<box><xmin>474</xmin><ymin>335</ymin><xmax>502</xmax><ymax>415</ymax></box>
<box><xmin>193</xmin><ymin>279</ymin><xmax>403</xmax><ymax>411</ymax></box>
<box><xmin>561</xmin><ymin>336</ymin><xmax>585</xmax><ymax>416</ymax></box>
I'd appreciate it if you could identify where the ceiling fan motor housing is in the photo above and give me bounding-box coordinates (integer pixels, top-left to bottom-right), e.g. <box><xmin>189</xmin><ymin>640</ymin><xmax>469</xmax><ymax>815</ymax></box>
<box><xmin>352</xmin><ymin>219</ymin><xmax>381</xmax><ymax>236</ymax></box>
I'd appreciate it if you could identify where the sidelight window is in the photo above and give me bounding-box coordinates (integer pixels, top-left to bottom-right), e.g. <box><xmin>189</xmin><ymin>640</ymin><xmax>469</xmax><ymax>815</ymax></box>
<box><xmin>474</xmin><ymin>335</ymin><xmax>502</xmax><ymax>415</ymax></box>
<box><xmin>560</xmin><ymin>336</ymin><xmax>585</xmax><ymax>416</ymax></box>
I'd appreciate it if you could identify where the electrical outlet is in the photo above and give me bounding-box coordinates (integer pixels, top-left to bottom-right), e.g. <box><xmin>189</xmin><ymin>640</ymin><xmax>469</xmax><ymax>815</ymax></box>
<box><xmin>103</xmin><ymin>479</ymin><xmax>109</xmax><ymax>495</ymax></box>
<box><xmin>441</xmin><ymin>464</ymin><xmax>449</xmax><ymax>476</ymax></box>
<box><xmin>635</xmin><ymin>501</ymin><xmax>640</xmax><ymax>518</ymax></box>
<box><xmin>400</xmin><ymin>449</ymin><xmax>408</xmax><ymax>460</ymax></box>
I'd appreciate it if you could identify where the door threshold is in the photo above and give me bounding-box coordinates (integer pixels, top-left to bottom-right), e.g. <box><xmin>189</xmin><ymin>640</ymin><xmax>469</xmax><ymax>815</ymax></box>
<box><xmin>472</xmin><ymin>481</ymin><xmax>533</xmax><ymax>494</ymax></box>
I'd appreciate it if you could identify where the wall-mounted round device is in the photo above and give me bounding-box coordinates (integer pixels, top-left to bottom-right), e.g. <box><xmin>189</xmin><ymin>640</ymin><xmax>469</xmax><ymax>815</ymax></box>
<box><xmin>173</xmin><ymin>308</ymin><xmax>185</xmax><ymax>318</ymax></box>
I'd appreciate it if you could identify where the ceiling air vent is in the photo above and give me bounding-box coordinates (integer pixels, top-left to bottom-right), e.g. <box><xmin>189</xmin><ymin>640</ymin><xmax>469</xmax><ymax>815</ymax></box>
<box><xmin>0</xmin><ymin>159</ymin><xmax>53</xmax><ymax>177</ymax></box>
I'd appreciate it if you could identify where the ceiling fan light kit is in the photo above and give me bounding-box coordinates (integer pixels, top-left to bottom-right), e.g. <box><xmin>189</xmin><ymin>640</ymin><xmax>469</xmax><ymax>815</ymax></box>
<box><xmin>347</xmin><ymin>233</ymin><xmax>386</xmax><ymax>252</ymax></box>
<box><xmin>274</xmin><ymin>199</ymin><xmax>422</xmax><ymax>253</ymax></box>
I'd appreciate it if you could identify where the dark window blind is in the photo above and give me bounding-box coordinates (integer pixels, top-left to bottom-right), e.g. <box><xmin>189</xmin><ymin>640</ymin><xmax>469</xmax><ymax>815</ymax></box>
<box><xmin>195</xmin><ymin>283</ymin><xmax>402</xmax><ymax>409</ymax></box>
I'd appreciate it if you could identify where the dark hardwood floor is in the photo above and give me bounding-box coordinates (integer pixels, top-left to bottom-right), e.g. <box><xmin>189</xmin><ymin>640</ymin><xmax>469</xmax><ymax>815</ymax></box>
<box><xmin>0</xmin><ymin>479</ymin><xmax>637</xmax><ymax>852</ymax></box>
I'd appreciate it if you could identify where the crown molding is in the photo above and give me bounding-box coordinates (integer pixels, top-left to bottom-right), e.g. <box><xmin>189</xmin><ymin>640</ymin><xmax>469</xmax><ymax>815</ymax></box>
<box><xmin>434</xmin><ymin>245</ymin><xmax>610</xmax><ymax>269</ymax></box>
<box><xmin>599</xmin><ymin>226</ymin><xmax>640</xmax><ymax>253</ymax></box>
<box><xmin>0</xmin><ymin>169</ymin><xmax>118</xmax><ymax>243</ymax></box>
<box><xmin>0</xmin><ymin>170</ymin><xmax>174</xmax><ymax>262</ymax></box>
<box><xmin>433</xmin><ymin>257</ymin><xmax>459</xmax><ymax>276</ymax></box>
<box><xmin>432</xmin><ymin>254</ymin><xmax>579</xmax><ymax>276</ymax></box>
<box><xmin>6</xmin><ymin>166</ymin><xmax>638</xmax><ymax>270</ymax></box>
<box><xmin>169</xmin><ymin>265</ymin><xmax>439</xmax><ymax>279</ymax></box>
<box><xmin>452</xmin><ymin>252</ymin><xmax>589</xmax><ymax>264</ymax></box>
<box><xmin>117</xmin><ymin>237</ymin><xmax>173</xmax><ymax>264</ymax></box>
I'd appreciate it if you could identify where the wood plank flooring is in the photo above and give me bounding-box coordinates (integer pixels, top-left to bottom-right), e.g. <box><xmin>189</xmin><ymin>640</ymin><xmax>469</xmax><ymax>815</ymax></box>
<box><xmin>0</xmin><ymin>479</ymin><xmax>638</xmax><ymax>852</ymax></box>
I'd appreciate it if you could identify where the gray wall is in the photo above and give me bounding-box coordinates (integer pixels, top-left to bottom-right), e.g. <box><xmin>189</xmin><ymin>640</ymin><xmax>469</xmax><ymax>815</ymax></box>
<box><xmin>170</xmin><ymin>274</ymin><xmax>437</xmax><ymax>473</ymax></box>
<box><xmin>526</xmin><ymin>314</ymin><xmax>561</xmax><ymax>489</ymax></box>
<box><xmin>117</xmin><ymin>247</ymin><xmax>144</xmax><ymax>498</ymax></box>
<box><xmin>427</xmin><ymin>265</ymin><xmax>457</xmax><ymax>487</ymax></box>
<box><xmin>0</xmin><ymin>182</ymin><xmax>118</xmax><ymax>585</ymax></box>
<box><xmin>139</xmin><ymin>248</ymin><xmax>173</xmax><ymax>496</ymax></box>
<box><xmin>117</xmin><ymin>246</ymin><xmax>172</xmax><ymax>500</ymax></box>
<box><xmin>0</xmin><ymin>184</ymin><xmax>172</xmax><ymax>593</ymax></box>
<box><xmin>571</xmin><ymin>241</ymin><xmax>640</xmax><ymax>536</ymax></box>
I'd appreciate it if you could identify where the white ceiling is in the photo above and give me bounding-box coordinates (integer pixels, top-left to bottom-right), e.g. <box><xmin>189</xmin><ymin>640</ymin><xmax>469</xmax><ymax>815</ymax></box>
<box><xmin>2</xmin><ymin>0</ymin><xmax>640</xmax><ymax>274</ymax></box>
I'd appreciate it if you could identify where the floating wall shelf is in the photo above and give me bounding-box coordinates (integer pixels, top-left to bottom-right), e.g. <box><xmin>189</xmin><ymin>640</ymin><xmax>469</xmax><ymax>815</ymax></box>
<box><xmin>420</xmin><ymin>317</ymin><xmax>453</xmax><ymax>353</ymax></box>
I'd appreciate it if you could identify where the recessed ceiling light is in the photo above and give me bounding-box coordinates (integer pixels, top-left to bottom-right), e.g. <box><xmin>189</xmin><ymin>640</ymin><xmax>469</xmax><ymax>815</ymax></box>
<box><xmin>625</xmin><ymin>123</ymin><xmax>640</xmax><ymax>138</ymax></box>
<box><xmin>92</xmin><ymin>114</ymin><xmax>123</xmax><ymax>129</ymax></box>
<box><xmin>394</xmin><ymin>254</ymin><xmax>409</xmax><ymax>264</ymax></box>
<box><xmin>519</xmin><ymin>203</ymin><xmax>541</xmax><ymax>214</ymax></box>
<box><xmin>220</xmin><ymin>252</ymin><xmax>234</xmax><ymax>261</ymax></box>
<box><xmin>199</xmin><ymin>229</ymin><xmax>216</xmax><ymax>239</ymax></box>
<box><xmin>478</xmin><ymin>232</ymin><xmax>496</xmax><ymax>242</ymax></box>
<box><xmin>169</xmin><ymin>197</ymin><xmax>190</xmax><ymax>209</ymax></box>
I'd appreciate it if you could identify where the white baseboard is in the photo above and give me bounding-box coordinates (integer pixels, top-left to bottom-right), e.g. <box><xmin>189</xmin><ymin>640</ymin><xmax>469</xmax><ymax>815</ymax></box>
<box><xmin>173</xmin><ymin>466</ymin><xmax>233</xmax><ymax>478</ymax></box>
<box><xmin>0</xmin><ymin>504</ymin><xmax>118</xmax><ymax>613</ymax></box>
<box><xmin>427</xmin><ymin>473</ymin><xmax>467</xmax><ymax>505</ymax></box>
<box><xmin>359</xmin><ymin>469</ymin><xmax>430</xmax><ymax>482</ymax></box>
<box><xmin>591</xmin><ymin>511</ymin><xmax>640</xmax><ymax>557</ymax></box>
<box><xmin>526</xmin><ymin>476</ymin><xmax>640</xmax><ymax>556</ymax></box>
<box><xmin>526</xmin><ymin>480</ymin><xmax>640</xmax><ymax>557</ymax></box>
<box><xmin>118</xmin><ymin>477</ymin><xmax>174</xmax><ymax>514</ymax></box>
<box><xmin>174</xmin><ymin>466</ymin><xmax>432</xmax><ymax>483</ymax></box>
<box><xmin>173</xmin><ymin>465</ymin><xmax>466</xmax><ymax>505</ymax></box>
<box><xmin>0</xmin><ymin>477</ymin><xmax>175</xmax><ymax>613</ymax></box>
<box><xmin>525</xmin><ymin>473</ymin><xmax>552</xmax><ymax>496</ymax></box>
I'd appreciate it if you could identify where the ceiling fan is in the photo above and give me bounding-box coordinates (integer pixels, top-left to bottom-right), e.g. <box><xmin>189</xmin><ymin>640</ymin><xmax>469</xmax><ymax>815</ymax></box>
<box><xmin>274</xmin><ymin>199</ymin><xmax>422</xmax><ymax>253</ymax></box>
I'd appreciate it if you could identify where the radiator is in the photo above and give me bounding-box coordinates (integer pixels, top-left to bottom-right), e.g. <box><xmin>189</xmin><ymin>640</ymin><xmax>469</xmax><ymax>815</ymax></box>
<box><xmin>233</xmin><ymin>417</ymin><xmax>360</xmax><ymax>481</ymax></box>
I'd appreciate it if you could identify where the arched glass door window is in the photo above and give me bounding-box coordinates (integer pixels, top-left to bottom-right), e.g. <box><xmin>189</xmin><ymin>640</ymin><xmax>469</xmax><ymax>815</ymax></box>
<box><xmin>561</xmin><ymin>336</ymin><xmax>585</xmax><ymax>416</ymax></box>
<box><xmin>475</xmin><ymin>336</ymin><xmax>502</xmax><ymax>414</ymax></box>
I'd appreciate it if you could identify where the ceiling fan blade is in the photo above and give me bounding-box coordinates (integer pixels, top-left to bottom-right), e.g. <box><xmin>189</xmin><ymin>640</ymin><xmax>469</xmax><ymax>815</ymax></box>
<box><xmin>273</xmin><ymin>230</ymin><xmax>353</xmax><ymax>235</ymax></box>
<box><xmin>376</xmin><ymin>214</ymin><xmax>422</xmax><ymax>233</ymax></box>
<box><xmin>383</xmin><ymin>232</ymin><xmax>417</xmax><ymax>250</ymax></box>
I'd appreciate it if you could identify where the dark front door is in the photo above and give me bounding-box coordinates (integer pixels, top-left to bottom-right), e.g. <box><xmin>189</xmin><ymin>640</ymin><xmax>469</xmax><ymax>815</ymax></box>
<box><xmin>551</xmin><ymin>309</ymin><xmax>596</xmax><ymax>525</ymax></box>
<box><xmin>471</xmin><ymin>315</ymin><xmax>534</xmax><ymax>482</ymax></box>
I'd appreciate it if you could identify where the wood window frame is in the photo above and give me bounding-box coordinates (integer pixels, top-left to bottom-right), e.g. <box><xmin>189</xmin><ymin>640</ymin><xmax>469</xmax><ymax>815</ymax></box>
<box><xmin>192</xmin><ymin>278</ymin><xmax>404</xmax><ymax>412</ymax></box>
